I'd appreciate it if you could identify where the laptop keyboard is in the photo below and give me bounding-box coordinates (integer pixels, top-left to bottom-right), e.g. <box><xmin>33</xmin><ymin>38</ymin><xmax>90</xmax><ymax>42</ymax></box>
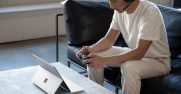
<box><xmin>55</xmin><ymin>86</ymin><xmax>70</xmax><ymax>94</ymax></box>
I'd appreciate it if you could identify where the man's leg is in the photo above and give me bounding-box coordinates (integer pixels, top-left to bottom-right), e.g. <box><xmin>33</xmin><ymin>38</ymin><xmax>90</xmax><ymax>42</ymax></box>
<box><xmin>87</xmin><ymin>67</ymin><xmax>104</xmax><ymax>85</ymax></box>
<box><xmin>121</xmin><ymin>58</ymin><xmax>170</xmax><ymax>94</ymax></box>
<box><xmin>87</xmin><ymin>46</ymin><xmax>130</xmax><ymax>85</ymax></box>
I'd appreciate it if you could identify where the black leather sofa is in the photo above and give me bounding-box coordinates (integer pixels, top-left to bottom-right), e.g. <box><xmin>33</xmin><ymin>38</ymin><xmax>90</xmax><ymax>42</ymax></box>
<box><xmin>174</xmin><ymin>0</ymin><xmax>181</xmax><ymax>8</ymax></box>
<box><xmin>63</xmin><ymin>0</ymin><xmax>181</xmax><ymax>94</ymax></box>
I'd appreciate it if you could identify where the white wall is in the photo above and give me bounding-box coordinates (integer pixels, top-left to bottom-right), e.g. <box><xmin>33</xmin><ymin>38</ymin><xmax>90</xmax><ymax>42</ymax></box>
<box><xmin>0</xmin><ymin>1</ymin><xmax>66</xmax><ymax>43</ymax></box>
<box><xmin>0</xmin><ymin>0</ymin><xmax>62</xmax><ymax>7</ymax></box>
<box><xmin>0</xmin><ymin>14</ymin><xmax>65</xmax><ymax>43</ymax></box>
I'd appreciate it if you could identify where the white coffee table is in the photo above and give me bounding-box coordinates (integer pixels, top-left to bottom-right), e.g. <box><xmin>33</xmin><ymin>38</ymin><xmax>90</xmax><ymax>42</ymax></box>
<box><xmin>0</xmin><ymin>62</ymin><xmax>115</xmax><ymax>94</ymax></box>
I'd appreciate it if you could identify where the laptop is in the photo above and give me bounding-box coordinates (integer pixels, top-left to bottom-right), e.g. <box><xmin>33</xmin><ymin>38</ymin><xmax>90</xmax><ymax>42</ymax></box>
<box><xmin>32</xmin><ymin>54</ymin><xmax>84</xmax><ymax>94</ymax></box>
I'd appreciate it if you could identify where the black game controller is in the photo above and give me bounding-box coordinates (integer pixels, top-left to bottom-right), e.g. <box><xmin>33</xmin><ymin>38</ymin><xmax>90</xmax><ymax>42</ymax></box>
<box><xmin>80</xmin><ymin>52</ymin><xmax>89</xmax><ymax>61</ymax></box>
<box><xmin>80</xmin><ymin>52</ymin><xmax>91</xmax><ymax>64</ymax></box>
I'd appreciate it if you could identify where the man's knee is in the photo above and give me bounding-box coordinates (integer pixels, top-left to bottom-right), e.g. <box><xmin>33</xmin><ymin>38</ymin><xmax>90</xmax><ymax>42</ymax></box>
<box><xmin>121</xmin><ymin>61</ymin><xmax>140</xmax><ymax>75</ymax></box>
<box><xmin>87</xmin><ymin>66</ymin><xmax>104</xmax><ymax>76</ymax></box>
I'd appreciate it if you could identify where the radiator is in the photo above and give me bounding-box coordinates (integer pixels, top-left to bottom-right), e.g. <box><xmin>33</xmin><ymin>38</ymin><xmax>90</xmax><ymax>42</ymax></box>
<box><xmin>0</xmin><ymin>2</ymin><xmax>65</xmax><ymax>43</ymax></box>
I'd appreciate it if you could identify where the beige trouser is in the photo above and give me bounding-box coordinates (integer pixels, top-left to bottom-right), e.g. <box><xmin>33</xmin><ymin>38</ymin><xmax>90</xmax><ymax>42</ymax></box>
<box><xmin>87</xmin><ymin>46</ymin><xmax>171</xmax><ymax>94</ymax></box>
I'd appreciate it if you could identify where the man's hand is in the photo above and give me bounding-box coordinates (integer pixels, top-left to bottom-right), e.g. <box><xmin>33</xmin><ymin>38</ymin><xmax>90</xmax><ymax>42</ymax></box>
<box><xmin>76</xmin><ymin>46</ymin><xmax>91</xmax><ymax>60</ymax></box>
<box><xmin>82</xmin><ymin>54</ymin><xmax>107</xmax><ymax>68</ymax></box>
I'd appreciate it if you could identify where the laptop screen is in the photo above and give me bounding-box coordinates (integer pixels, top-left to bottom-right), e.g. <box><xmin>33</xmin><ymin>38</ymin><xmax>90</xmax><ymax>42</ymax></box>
<box><xmin>32</xmin><ymin>54</ymin><xmax>62</xmax><ymax>79</ymax></box>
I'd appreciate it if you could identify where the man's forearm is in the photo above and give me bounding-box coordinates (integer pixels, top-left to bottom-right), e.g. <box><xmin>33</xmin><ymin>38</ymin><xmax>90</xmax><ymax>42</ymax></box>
<box><xmin>90</xmin><ymin>37</ymin><xmax>114</xmax><ymax>53</ymax></box>
<box><xmin>105</xmin><ymin>48</ymin><xmax>144</xmax><ymax>65</ymax></box>
<box><xmin>89</xmin><ymin>28</ymin><xmax>120</xmax><ymax>53</ymax></box>
<box><xmin>104</xmin><ymin>39</ymin><xmax>152</xmax><ymax>65</ymax></box>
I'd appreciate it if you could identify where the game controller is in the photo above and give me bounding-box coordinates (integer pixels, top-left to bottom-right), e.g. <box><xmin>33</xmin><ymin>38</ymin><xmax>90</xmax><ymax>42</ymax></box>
<box><xmin>80</xmin><ymin>52</ymin><xmax>89</xmax><ymax>61</ymax></box>
<box><xmin>80</xmin><ymin>52</ymin><xmax>91</xmax><ymax>64</ymax></box>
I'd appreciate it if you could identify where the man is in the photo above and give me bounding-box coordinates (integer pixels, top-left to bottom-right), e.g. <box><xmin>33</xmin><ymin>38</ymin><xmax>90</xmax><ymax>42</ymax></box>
<box><xmin>76</xmin><ymin>0</ymin><xmax>171</xmax><ymax>94</ymax></box>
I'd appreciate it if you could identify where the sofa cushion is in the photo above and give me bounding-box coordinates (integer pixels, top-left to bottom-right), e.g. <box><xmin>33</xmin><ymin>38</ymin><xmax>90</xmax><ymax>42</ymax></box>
<box><xmin>63</xmin><ymin>0</ymin><xmax>113</xmax><ymax>46</ymax></box>
<box><xmin>141</xmin><ymin>73</ymin><xmax>181</xmax><ymax>94</ymax></box>
<box><xmin>158</xmin><ymin>5</ymin><xmax>181</xmax><ymax>58</ymax></box>
<box><xmin>171</xmin><ymin>59</ymin><xmax>181</xmax><ymax>73</ymax></box>
<box><xmin>174</xmin><ymin>0</ymin><xmax>181</xmax><ymax>8</ymax></box>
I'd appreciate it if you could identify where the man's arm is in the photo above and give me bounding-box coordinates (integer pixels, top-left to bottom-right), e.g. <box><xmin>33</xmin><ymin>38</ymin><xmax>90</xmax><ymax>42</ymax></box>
<box><xmin>105</xmin><ymin>39</ymin><xmax>152</xmax><ymax>64</ymax></box>
<box><xmin>83</xmin><ymin>38</ymin><xmax>152</xmax><ymax>68</ymax></box>
<box><xmin>90</xmin><ymin>28</ymin><xmax>120</xmax><ymax>52</ymax></box>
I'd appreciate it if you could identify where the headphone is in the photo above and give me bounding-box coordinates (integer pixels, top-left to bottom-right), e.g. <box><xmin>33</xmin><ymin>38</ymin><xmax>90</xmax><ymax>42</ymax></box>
<box><xmin>124</xmin><ymin>0</ymin><xmax>134</xmax><ymax>2</ymax></box>
<box><xmin>122</xmin><ymin>0</ymin><xmax>135</xmax><ymax>11</ymax></box>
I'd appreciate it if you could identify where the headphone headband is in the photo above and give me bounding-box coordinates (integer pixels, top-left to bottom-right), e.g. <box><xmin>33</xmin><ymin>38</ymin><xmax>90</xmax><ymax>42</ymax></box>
<box><xmin>125</xmin><ymin>0</ymin><xmax>134</xmax><ymax>2</ymax></box>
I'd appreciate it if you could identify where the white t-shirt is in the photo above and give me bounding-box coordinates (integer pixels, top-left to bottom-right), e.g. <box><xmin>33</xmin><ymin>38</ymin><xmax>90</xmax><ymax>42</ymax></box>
<box><xmin>110</xmin><ymin>0</ymin><xmax>170</xmax><ymax>58</ymax></box>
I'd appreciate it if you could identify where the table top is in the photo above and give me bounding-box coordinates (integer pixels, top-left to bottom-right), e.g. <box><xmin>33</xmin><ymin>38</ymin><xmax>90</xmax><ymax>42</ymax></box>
<box><xmin>0</xmin><ymin>62</ymin><xmax>115</xmax><ymax>94</ymax></box>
